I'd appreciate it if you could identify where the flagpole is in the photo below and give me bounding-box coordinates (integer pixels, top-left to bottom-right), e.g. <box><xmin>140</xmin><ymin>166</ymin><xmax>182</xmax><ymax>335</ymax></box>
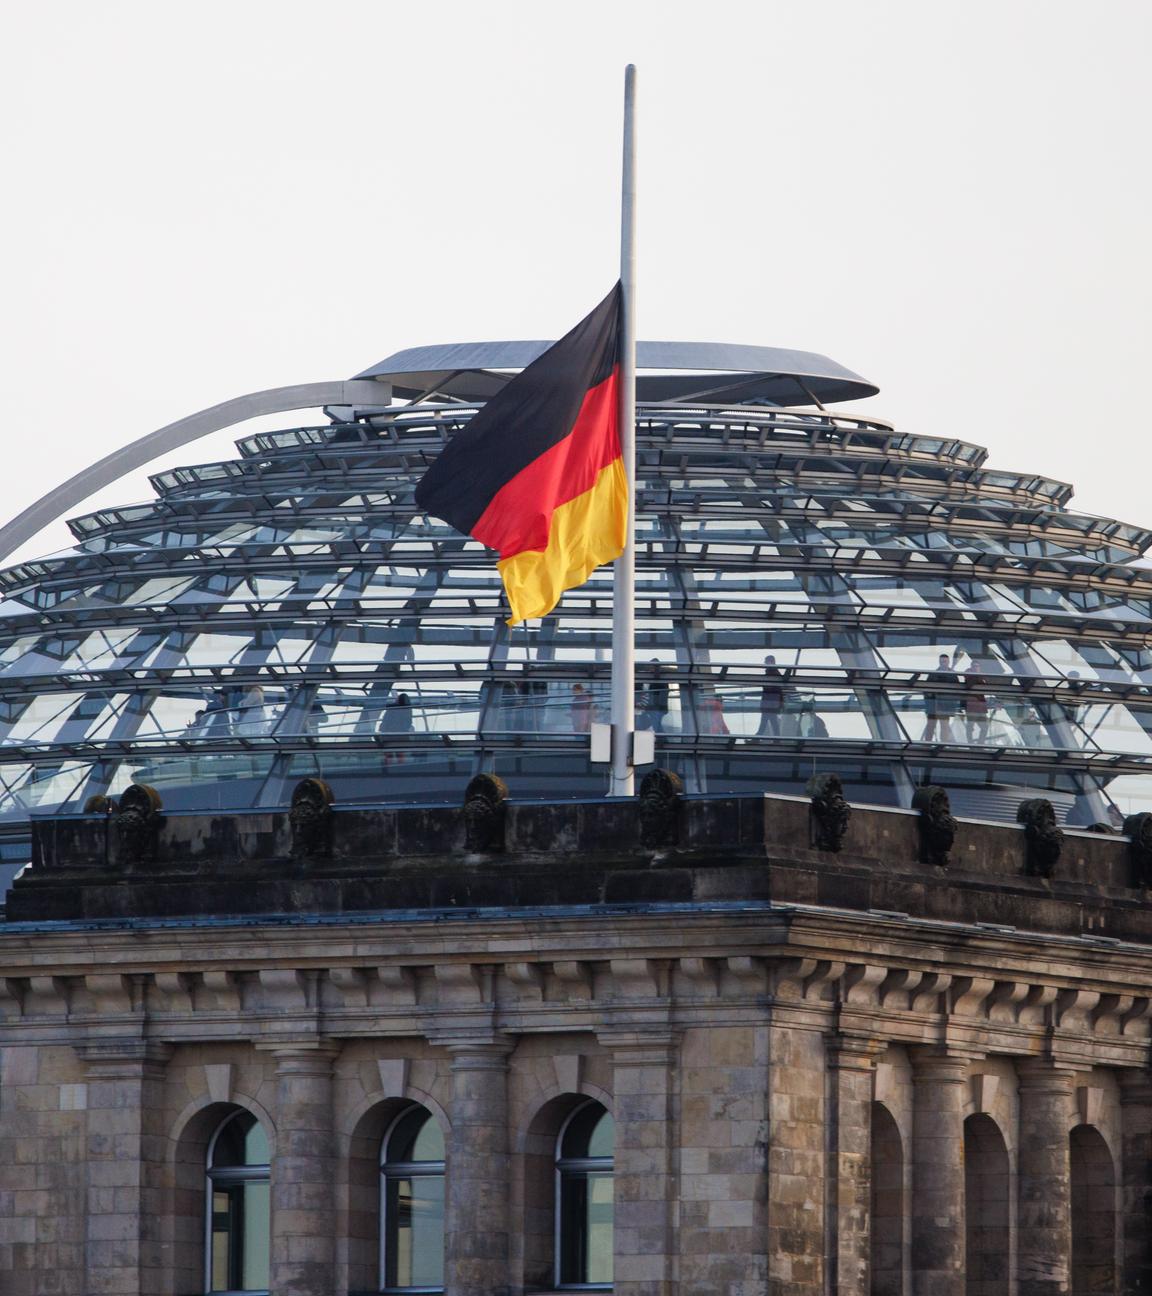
<box><xmin>610</xmin><ymin>64</ymin><xmax>637</xmax><ymax>797</ymax></box>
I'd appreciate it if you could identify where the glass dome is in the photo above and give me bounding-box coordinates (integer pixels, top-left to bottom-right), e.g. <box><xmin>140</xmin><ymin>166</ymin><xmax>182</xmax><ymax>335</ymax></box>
<box><xmin>0</xmin><ymin>351</ymin><xmax>1149</xmax><ymax>887</ymax></box>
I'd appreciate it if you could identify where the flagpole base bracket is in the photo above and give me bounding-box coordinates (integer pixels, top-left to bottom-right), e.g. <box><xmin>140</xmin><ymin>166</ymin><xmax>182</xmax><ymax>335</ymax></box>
<box><xmin>590</xmin><ymin>723</ymin><xmax>654</xmax><ymax>775</ymax></box>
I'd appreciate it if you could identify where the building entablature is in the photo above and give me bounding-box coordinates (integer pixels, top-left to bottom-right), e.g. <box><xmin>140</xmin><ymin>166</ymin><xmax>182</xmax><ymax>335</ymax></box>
<box><xmin>0</xmin><ymin>921</ymin><xmax>1148</xmax><ymax>1071</ymax></box>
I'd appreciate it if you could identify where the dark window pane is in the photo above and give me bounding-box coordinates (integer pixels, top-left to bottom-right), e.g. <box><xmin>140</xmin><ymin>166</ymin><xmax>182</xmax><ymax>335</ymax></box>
<box><xmin>387</xmin><ymin>1107</ymin><xmax>444</xmax><ymax>1164</ymax></box>
<box><xmin>211</xmin><ymin>1110</ymin><xmax>267</xmax><ymax>1168</ymax></box>
<box><xmin>561</xmin><ymin>1102</ymin><xmax>613</xmax><ymax>1160</ymax></box>
<box><xmin>559</xmin><ymin>1172</ymin><xmax>614</xmax><ymax>1285</ymax></box>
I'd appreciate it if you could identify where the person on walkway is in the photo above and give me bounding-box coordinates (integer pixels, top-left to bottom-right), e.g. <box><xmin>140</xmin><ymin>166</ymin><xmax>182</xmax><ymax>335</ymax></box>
<box><xmin>638</xmin><ymin>659</ymin><xmax>670</xmax><ymax>732</ymax></box>
<box><xmin>700</xmin><ymin>692</ymin><xmax>730</xmax><ymax>735</ymax></box>
<box><xmin>758</xmin><ymin>655</ymin><xmax>786</xmax><ymax>736</ymax></box>
<box><xmin>571</xmin><ymin>683</ymin><xmax>592</xmax><ymax>734</ymax></box>
<box><xmin>204</xmin><ymin>689</ymin><xmax>230</xmax><ymax>738</ymax></box>
<box><xmin>964</xmin><ymin>662</ymin><xmax>991</xmax><ymax>743</ymax></box>
<box><xmin>380</xmin><ymin>691</ymin><xmax>414</xmax><ymax>764</ymax></box>
<box><xmin>800</xmin><ymin>700</ymin><xmax>829</xmax><ymax>739</ymax></box>
<box><xmin>923</xmin><ymin>652</ymin><xmax>959</xmax><ymax>742</ymax></box>
<box><xmin>239</xmin><ymin>683</ymin><xmax>265</xmax><ymax>735</ymax></box>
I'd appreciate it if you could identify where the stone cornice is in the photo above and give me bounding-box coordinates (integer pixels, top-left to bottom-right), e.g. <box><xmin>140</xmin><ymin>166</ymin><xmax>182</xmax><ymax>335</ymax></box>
<box><xmin>1</xmin><ymin>905</ymin><xmax>1150</xmax><ymax>990</ymax></box>
<box><xmin>0</xmin><ymin>941</ymin><xmax>1143</xmax><ymax>1074</ymax></box>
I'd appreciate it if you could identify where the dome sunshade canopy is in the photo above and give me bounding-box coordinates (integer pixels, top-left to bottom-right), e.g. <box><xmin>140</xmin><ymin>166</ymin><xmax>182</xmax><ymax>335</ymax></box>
<box><xmin>355</xmin><ymin>340</ymin><xmax>880</xmax><ymax>407</ymax></box>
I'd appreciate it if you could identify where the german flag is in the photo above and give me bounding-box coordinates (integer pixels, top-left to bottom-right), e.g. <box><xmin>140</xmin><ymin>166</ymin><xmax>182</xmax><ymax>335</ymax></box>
<box><xmin>414</xmin><ymin>284</ymin><xmax>625</xmax><ymax>624</ymax></box>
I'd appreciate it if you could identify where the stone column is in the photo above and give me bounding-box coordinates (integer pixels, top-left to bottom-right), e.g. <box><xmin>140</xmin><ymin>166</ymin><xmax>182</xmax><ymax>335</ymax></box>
<box><xmin>77</xmin><ymin>1038</ymin><xmax>171</xmax><ymax>1296</ymax></box>
<box><xmin>267</xmin><ymin>1044</ymin><xmax>339</xmax><ymax>1296</ymax></box>
<box><xmin>767</xmin><ymin>1015</ymin><xmax>827</xmax><ymax>1296</ymax></box>
<box><xmin>1118</xmin><ymin>1070</ymin><xmax>1152</xmax><ymax>1294</ymax></box>
<box><xmin>444</xmin><ymin>1040</ymin><xmax>513</xmax><ymax>1296</ymax></box>
<box><xmin>910</xmin><ymin>1050</ymin><xmax>968</xmax><ymax>1296</ymax></box>
<box><xmin>601</xmin><ymin>1030</ymin><xmax>678</xmax><ymax>1296</ymax></box>
<box><xmin>676</xmin><ymin>1021</ymin><xmax>769</xmax><ymax>1293</ymax></box>
<box><xmin>1016</xmin><ymin>1059</ymin><xmax>1075</xmax><ymax>1296</ymax></box>
<box><xmin>828</xmin><ymin>1036</ymin><xmax>883</xmax><ymax>1296</ymax></box>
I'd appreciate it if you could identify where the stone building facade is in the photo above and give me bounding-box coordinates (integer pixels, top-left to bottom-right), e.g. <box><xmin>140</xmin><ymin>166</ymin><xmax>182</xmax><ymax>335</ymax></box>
<box><xmin>0</xmin><ymin>779</ymin><xmax>1150</xmax><ymax>1295</ymax></box>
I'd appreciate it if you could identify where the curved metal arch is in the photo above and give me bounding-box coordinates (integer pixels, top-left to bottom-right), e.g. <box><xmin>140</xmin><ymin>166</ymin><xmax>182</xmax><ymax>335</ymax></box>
<box><xmin>0</xmin><ymin>380</ymin><xmax>388</xmax><ymax>567</ymax></box>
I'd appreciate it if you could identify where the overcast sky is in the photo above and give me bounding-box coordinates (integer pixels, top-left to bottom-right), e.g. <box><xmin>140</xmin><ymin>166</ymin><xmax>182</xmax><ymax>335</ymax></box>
<box><xmin>1</xmin><ymin>0</ymin><xmax>1149</xmax><ymax>565</ymax></box>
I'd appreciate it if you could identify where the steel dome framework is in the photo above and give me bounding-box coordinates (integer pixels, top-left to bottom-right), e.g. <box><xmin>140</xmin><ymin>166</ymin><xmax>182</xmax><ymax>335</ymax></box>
<box><xmin>0</xmin><ymin>342</ymin><xmax>1149</xmax><ymax>875</ymax></box>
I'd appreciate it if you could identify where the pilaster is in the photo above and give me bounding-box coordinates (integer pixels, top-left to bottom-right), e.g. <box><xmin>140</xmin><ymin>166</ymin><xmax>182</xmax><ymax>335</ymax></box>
<box><xmin>828</xmin><ymin>1035</ymin><xmax>884</xmax><ymax>1296</ymax></box>
<box><xmin>443</xmin><ymin>1036</ymin><xmax>514</xmax><ymax>1296</ymax></box>
<box><xmin>598</xmin><ymin>1029</ymin><xmax>679</xmax><ymax>1296</ymax></box>
<box><xmin>677</xmin><ymin>1021</ymin><xmax>769</xmax><ymax>1293</ymax></box>
<box><xmin>1016</xmin><ymin>1058</ymin><xmax>1076</xmax><ymax>1296</ymax></box>
<box><xmin>1118</xmin><ymin>1069</ymin><xmax>1152</xmax><ymax>1293</ymax></box>
<box><xmin>75</xmin><ymin>1038</ymin><xmax>172</xmax><ymax>1296</ymax></box>
<box><xmin>262</xmin><ymin>1041</ymin><xmax>339</xmax><ymax>1296</ymax></box>
<box><xmin>910</xmin><ymin>1049</ymin><xmax>969</xmax><ymax>1296</ymax></box>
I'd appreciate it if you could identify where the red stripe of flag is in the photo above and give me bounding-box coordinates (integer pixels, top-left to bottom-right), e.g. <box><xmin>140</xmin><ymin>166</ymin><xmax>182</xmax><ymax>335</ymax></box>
<box><xmin>471</xmin><ymin>367</ymin><xmax>621</xmax><ymax>559</ymax></box>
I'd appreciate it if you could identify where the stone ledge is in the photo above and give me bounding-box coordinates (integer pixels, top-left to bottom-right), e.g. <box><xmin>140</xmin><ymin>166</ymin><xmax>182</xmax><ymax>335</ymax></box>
<box><xmin>8</xmin><ymin>789</ymin><xmax>1147</xmax><ymax>941</ymax></box>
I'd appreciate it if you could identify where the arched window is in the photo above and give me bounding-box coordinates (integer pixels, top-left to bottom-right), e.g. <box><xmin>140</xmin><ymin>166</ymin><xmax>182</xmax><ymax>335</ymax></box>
<box><xmin>380</xmin><ymin>1104</ymin><xmax>445</xmax><ymax>1293</ymax></box>
<box><xmin>205</xmin><ymin>1109</ymin><xmax>270</xmax><ymax>1294</ymax></box>
<box><xmin>556</xmin><ymin>1100</ymin><xmax>614</xmax><ymax>1289</ymax></box>
<box><xmin>870</xmin><ymin>1102</ymin><xmax>904</xmax><ymax>1295</ymax></box>
<box><xmin>1070</xmin><ymin>1124</ymin><xmax>1117</xmax><ymax>1296</ymax></box>
<box><xmin>964</xmin><ymin>1113</ymin><xmax>1010</xmax><ymax>1296</ymax></box>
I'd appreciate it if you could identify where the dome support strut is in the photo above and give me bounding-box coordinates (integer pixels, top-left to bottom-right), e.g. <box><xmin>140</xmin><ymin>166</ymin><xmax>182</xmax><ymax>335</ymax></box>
<box><xmin>0</xmin><ymin>379</ymin><xmax>388</xmax><ymax>565</ymax></box>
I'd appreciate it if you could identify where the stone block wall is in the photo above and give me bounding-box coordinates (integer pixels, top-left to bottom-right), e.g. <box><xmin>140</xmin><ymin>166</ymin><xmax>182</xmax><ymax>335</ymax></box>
<box><xmin>0</xmin><ymin>1045</ymin><xmax>86</xmax><ymax>1294</ymax></box>
<box><xmin>2</xmin><ymin>784</ymin><xmax>1152</xmax><ymax>1293</ymax></box>
<box><xmin>0</xmin><ymin>915</ymin><xmax>1142</xmax><ymax>1294</ymax></box>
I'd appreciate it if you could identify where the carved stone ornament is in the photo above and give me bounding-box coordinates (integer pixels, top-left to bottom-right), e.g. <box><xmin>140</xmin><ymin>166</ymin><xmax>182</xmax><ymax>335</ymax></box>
<box><xmin>1124</xmin><ymin>811</ymin><xmax>1152</xmax><ymax>889</ymax></box>
<box><xmin>639</xmin><ymin>768</ymin><xmax>684</xmax><ymax>849</ymax></box>
<box><xmin>1016</xmin><ymin>798</ymin><xmax>1064</xmax><ymax>877</ymax></box>
<box><xmin>114</xmin><ymin>782</ymin><xmax>162</xmax><ymax>867</ymax></box>
<box><xmin>289</xmin><ymin>777</ymin><xmax>334</xmax><ymax>859</ymax></box>
<box><xmin>463</xmin><ymin>773</ymin><xmax>509</xmax><ymax>853</ymax></box>
<box><xmin>912</xmin><ymin>784</ymin><xmax>957</xmax><ymax>868</ymax></box>
<box><xmin>807</xmin><ymin>773</ymin><xmax>852</xmax><ymax>852</ymax></box>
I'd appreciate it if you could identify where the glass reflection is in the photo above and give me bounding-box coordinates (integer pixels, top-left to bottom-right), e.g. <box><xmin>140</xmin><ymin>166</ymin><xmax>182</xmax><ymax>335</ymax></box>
<box><xmin>381</xmin><ymin>1105</ymin><xmax>445</xmax><ymax>1292</ymax></box>
<box><xmin>206</xmin><ymin>1110</ymin><xmax>270</xmax><ymax>1294</ymax></box>
<box><xmin>557</xmin><ymin>1102</ymin><xmax>614</xmax><ymax>1289</ymax></box>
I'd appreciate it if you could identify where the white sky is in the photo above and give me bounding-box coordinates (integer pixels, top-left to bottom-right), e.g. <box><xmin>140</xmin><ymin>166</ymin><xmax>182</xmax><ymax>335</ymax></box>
<box><xmin>0</xmin><ymin>0</ymin><xmax>1149</xmax><ymax>566</ymax></box>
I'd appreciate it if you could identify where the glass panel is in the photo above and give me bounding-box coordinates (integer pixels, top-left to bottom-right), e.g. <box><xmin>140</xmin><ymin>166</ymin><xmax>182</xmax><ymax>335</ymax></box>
<box><xmin>241</xmin><ymin>1180</ymin><xmax>270</xmax><ymax>1290</ymax></box>
<box><xmin>244</xmin><ymin>1121</ymin><xmax>270</xmax><ymax>1167</ymax></box>
<box><xmin>211</xmin><ymin>1111</ymin><xmax>267</xmax><ymax>1169</ymax></box>
<box><xmin>385</xmin><ymin>1174</ymin><xmax>445</xmax><ymax>1288</ymax></box>
<box><xmin>562</xmin><ymin>1103</ymin><xmax>613</xmax><ymax>1159</ymax></box>
<box><xmin>210</xmin><ymin>1187</ymin><xmax>233</xmax><ymax>1291</ymax></box>
<box><xmin>586</xmin><ymin>1112</ymin><xmax>614</xmax><ymax>1160</ymax></box>
<box><xmin>585</xmin><ymin>1173</ymin><xmax>614</xmax><ymax>1284</ymax></box>
<box><xmin>207</xmin><ymin>1113</ymin><xmax>270</xmax><ymax>1292</ymax></box>
<box><xmin>387</xmin><ymin>1107</ymin><xmax>444</xmax><ymax>1164</ymax></box>
<box><xmin>206</xmin><ymin>1178</ymin><xmax>270</xmax><ymax>1293</ymax></box>
<box><xmin>409</xmin><ymin>1117</ymin><xmax>444</xmax><ymax>1164</ymax></box>
<box><xmin>559</xmin><ymin>1172</ymin><xmax>614</xmax><ymax>1285</ymax></box>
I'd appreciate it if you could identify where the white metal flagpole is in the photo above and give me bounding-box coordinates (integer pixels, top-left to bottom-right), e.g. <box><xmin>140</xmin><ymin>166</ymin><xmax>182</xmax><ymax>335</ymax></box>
<box><xmin>609</xmin><ymin>64</ymin><xmax>638</xmax><ymax>797</ymax></box>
